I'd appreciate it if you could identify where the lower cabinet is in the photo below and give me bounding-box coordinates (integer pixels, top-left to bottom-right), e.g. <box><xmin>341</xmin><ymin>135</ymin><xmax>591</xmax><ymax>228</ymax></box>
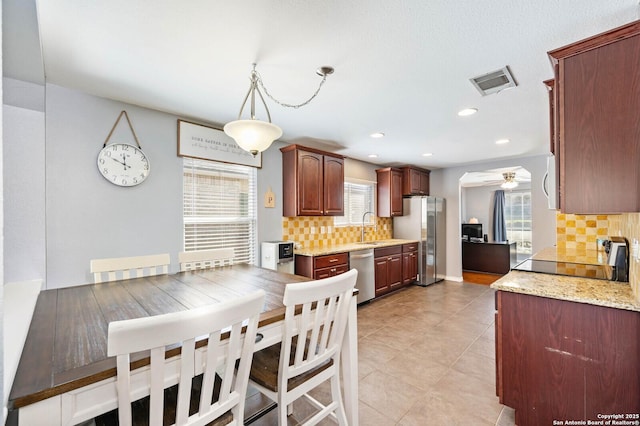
<box><xmin>402</xmin><ymin>243</ymin><xmax>418</xmax><ymax>285</ymax></box>
<box><xmin>496</xmin><ymin>290</ymin><xmax>640</xmax><ymax>426</ymax></box>
<box><xmin>374</xmin><ymin>245</ymin><xmax>403</xmax><ymax>297</ymax></box>
<box><xmin>294</xmin><ymin>252</ymin><xmax>349</xmax><ymax>279</ymax></box>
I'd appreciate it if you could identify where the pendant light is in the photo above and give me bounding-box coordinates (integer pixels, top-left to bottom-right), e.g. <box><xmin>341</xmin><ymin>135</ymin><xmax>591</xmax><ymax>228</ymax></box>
<box><xmin>224</xmin><ymin>64</ymin><xmax>333</xmax><ymax>156</ymax></box>
<box><xmin>223</xmin><ymin>68</ymin><xmax>282</xmax><ymax>156</ymax></box>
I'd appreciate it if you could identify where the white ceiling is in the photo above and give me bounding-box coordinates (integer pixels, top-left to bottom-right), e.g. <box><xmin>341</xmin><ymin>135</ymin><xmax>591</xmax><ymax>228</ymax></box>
<box><xmin>5</xmin><ymin>1</ymin><xmax>639</xmax><ymax>169</ymax></box>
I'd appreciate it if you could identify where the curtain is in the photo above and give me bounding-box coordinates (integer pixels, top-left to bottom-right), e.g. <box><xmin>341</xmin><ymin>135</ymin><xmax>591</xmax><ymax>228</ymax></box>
<box><xmin>493</xmin><ymin>190</ymin><xmax>507</xmax><ymax>242</ymax></box>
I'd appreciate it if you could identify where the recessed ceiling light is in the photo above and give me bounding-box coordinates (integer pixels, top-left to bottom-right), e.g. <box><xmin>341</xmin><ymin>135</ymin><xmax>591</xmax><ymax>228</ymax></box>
<box><xmin>458</xmin><ymin>108</ymin><xmax>478</xmax><ymax>117</ymax></box>
<box><xmin>368</xmin><ymin>154</ymin><xmax>378</xmax><ymax>158</ymax></box>
<box><xmin>370</xmin><ymin>132</ymin><xmax>385</xmax><ymax>138</ymax></box>
<box><xmin>422</xmin><ymin>153</ymin><xmax>433</xmax><ymax>157</ymax></box>
<box><xmin>495</xmin><ymin>139</ymin><xmax>510</xmax><ymax>144</ymax></box>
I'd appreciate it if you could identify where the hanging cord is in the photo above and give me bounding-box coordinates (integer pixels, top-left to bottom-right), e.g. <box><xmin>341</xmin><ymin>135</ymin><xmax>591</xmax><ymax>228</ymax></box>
<box><xmin>253</xmin><ymin>65</ymin><xmax>332</xmax><ymax>109</ymax></box>
<box><xmin>103</xmin><ymin>110</ymin><xmax>142</xmax><ymax>149</ymax></box>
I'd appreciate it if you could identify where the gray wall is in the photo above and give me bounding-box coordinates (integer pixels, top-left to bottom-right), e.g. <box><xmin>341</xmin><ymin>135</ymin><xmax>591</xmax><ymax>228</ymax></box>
<box><xmin>430</xmin><ymin>155</ymin><xmax>556</xmax><ymax>281</ymax></box>
<box><xmin>4</xmin><ymin>81</ymin><xmax>379</xmax><ymax>289</ymax></box>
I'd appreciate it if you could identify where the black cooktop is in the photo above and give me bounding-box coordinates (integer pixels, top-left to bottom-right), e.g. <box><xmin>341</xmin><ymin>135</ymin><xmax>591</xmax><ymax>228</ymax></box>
<box><xmin>512</xmin><ymin>259</ymin><xmax>612</xmax><ymax>280</ymax></box>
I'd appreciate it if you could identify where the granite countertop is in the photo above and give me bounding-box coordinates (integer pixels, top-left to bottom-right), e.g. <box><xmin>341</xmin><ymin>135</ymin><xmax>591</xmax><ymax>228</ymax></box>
<box><xmin>492</xmin><ymin>247</ymin><xmax>640</xmax><ymax>312</ymax></box>
<box><xmin>294</xmin><ymin>238</ymin><xmax>418</xmax><ymax>257</ymax></box>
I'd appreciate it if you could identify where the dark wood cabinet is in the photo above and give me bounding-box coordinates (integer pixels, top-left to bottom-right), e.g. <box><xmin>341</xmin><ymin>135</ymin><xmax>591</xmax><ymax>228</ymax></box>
<box><xmin>376</xmin><ymin>167</ymin><xmax>403</xmax><ymax>217</ymax></box>
<box><xmin>401</xmin><ymin>166</ymin><xmax>430</xmax><ymax>196</ymax></box>
<box><xmin>281</xmin><ymin>144</ymin><xmax>344</xmax><ymax>217</ymax></box>
<box><xmin>547</xmin><ymin>20</ymin><xmax>640</xmax><ymax>213</ymax></box>
<box><xmin>294</xmin><ymin>252</ymin><xmax>349</xmax><ymax>279</ymax></box>
<box><xmin>496</xmin><ymin>290</ymin><xmax>640</xmax><ymax>426</ymax></box>
<box><xmin>402</xmin><ymin>243</ymin><xmax>418</xmax><ymax>285</ymax></box>
<box><xmin>374</xmin><ymin>245</ymin><xmax>402</xmax><ymax>296</ymax></box>
<box><xmin>462</xmin><ymin>241</ymin><xmax>517</xmax><ymax>274</ymax></box>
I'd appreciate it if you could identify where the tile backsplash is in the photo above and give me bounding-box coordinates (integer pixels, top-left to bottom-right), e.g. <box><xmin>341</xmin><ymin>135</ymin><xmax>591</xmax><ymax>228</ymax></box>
<box><xmin>556</xmin><ymin>212</ymin><xmax>640</xmax><ymax>301</ymax></box>
<box><xmin>282</xmin><ymin>216</ymin><xmax>393</xmax><ymax>249</ymax></box>
<box><xmin>555</xmin><ymin>213</ymin><xmax>609</xmax><ymax>253</ymax></box>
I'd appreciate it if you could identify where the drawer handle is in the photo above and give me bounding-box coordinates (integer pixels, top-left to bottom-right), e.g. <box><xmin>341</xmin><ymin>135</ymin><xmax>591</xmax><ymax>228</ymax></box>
<box><xmin>255</xmin><ymin>333</ymin><xmax>264</xmax><ymax>343</ymax></box>
<box><xmin>331</xmin><ymin>268</ymin><xmax>336</xmax><ymax>272</ymax></box>
<box><xmin>329</xmin><ymin>259</ymin><xmax>339</xmax><ymax>263</ymax></box>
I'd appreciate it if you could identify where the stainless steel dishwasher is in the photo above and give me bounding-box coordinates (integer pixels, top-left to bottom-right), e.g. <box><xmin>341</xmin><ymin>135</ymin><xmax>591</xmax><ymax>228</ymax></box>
<box><xmin>349</xmin><ymin>249</ymin><xmax>375</xmax><ymax>304</ymax></box>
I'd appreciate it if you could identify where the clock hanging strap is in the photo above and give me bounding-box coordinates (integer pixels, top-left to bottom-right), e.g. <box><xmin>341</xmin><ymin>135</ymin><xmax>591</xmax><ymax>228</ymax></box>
<box><xmin>102</xmin><ymin>110</ymin><xmax>143</xmax><ymax>149</ymax></box>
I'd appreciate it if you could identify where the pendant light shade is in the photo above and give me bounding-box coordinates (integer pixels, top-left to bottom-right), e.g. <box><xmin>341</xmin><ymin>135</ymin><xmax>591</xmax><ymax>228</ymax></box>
<box><xmin>224</xmin><ymin>64</ymin><xmax>333</xmax><ymax>156</ymax></box>
<box><xmin>224</xmin><ymin>67</ymin><xmax>281</xmax><ymax>156</ymax></box>
<box><xmin>223</xmin><ymin>119</ymin><xmax>282</xmax><ymax>156</ymax></box>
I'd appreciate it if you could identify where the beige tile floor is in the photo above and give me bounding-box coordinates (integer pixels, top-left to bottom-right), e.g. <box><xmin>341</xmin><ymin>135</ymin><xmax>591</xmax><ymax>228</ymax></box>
<box><xmin>246</xmin><ymin>280</ymin><xmax>517</xmax><ymax>425</ymax></box>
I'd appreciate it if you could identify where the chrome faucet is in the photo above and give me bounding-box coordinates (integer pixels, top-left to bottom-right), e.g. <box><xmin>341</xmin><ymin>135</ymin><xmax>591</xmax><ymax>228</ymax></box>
<box><xmin>361</xmin><ymin>211</ymin><xmax>374</xmax><ymax>242</ymax></box>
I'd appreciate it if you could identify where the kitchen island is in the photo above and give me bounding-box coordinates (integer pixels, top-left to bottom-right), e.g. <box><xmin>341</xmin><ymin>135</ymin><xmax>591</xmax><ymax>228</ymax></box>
<box><xmin>491</xmin><ymin>253</ymin><xmax>640</xmax><ymax>426</ymax></box>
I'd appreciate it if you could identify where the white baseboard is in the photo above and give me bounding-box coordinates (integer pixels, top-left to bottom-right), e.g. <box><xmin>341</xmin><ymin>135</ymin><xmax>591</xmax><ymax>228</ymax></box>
<box><xmin>445</xmin><ymin>275</ymin><xmax>463</xmax><ymax>282</ymax></box>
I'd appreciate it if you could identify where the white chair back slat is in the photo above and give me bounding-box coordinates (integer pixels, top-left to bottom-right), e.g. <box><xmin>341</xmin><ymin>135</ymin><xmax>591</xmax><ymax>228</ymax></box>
<box><xmin>107</xmin><ymin>290</ymin><xmax>265</xmax><ymax>426</ymax></box>
<box><xmin>178</xmin><ymin>248</ymin><xmax>234</xmax><ymax>272</ymax></box>
<box><xmin>248</xmin><ymin>269</ymin><xmax>356</xmax><ymax>426</ymax></box>
<box><xmin>90</xmin><ymin>253</ymin><xmax>171</xmax><ymax>284</ymax></box>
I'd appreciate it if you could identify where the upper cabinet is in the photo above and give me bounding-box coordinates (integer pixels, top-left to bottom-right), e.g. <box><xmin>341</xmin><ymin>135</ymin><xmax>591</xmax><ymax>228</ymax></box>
<box><xmin>548</xmin><ymin>20</ymin><xmax>640</xmax><ymax>214</ymax></box>
<box><xmin>281</xmin><ymin>145</ymin><xmax>344</xmax><ymax>217</ymax></box>
<box><xmin>376</xmin><ymin>167</ymin><xmax>403</xmax><ymax>217</ymax></box>
<box><xmin>401</xmin><ymin>166</ymin><xmax>430</xmax><ymax>196</ymax></box>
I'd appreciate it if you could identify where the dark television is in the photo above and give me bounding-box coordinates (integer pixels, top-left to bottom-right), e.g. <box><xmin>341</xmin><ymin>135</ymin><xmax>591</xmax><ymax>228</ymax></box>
<box><xmin>462</xmin><ymin>223</ymin><xmax>483</xmax><ymax>240</ymax></box>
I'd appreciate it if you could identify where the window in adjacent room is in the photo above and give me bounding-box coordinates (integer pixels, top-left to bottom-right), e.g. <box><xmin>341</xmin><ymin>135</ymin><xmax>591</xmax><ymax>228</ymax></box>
<box><xmin>334</xmin><ymin>180</ymin><xmax>376</xmax><ymax>227</ymax></box>
<box><xmin>504</xmin><ymin>190</ymin><xmax>532</xmax><ymax>255</ymax></box>
<box><xmin>183</xmin><ymin>158</ymin><xmax>257</xmax><ymax>264</ymax></box>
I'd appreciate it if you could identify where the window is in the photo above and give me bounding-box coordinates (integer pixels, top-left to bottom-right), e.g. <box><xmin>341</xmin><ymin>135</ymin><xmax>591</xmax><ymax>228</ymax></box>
<box><xmin>334</xmin><ymin>180</ymin><xmax>375</xmax><ymax>226</ymax></box>
<box><xmin>504</xmin><ymin>190</ymin><xmax>532</xmax><ymax>255</ymax></box>
<box><xmin>183</xmin><ymin>158</ymin><xmax>257</xmax><ymax>264</ymax></box>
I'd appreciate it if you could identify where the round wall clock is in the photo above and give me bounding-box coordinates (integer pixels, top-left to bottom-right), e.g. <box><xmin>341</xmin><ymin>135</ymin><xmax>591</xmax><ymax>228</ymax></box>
<box><xmin>97</xmin><ymin>143</ymin><xmax>150</xmax><ymax>187</ymax></box>
<box><xmin>97</xmin><ymin>110</ymin><xmax>150</xmax><ymax>187</ymax></box>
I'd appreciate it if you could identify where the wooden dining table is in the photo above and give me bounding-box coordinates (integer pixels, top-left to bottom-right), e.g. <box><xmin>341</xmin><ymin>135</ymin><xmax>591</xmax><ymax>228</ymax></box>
<box><xmin>7</xmin><ymin>264</ymin><xmax>359</xmax><ymax>425</ymax></box>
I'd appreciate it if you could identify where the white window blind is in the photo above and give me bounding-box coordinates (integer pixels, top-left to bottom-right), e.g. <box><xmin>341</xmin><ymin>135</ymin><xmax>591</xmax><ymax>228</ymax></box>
<box><xmin>334</xmin><ymin>181</ymin><xmax>375</xmax><ymax>226</ymax></box>
<box><xmin>183</xmin><ymin>158</ymin><xmax>257</xmax><ymax>264</ymax></box>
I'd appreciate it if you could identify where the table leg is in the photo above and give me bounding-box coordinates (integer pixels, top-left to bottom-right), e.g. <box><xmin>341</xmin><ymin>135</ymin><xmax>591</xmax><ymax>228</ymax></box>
<box><xmin>341</xmin><ymin>296</ymin><xmax>359</xmax><ymax>425</ymax></box>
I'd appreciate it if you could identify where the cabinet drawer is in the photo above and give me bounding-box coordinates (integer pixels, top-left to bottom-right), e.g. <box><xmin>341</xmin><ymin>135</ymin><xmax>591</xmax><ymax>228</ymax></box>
<box><xmin>314</xmin><ymin>253</ymin><xmax>348</xmax><ymax>269</ymax></box>
<box><xmin>314</xmin><ymin>264</ymin><xmax>349</xmax><ymax>280</ymax></box>
<box><xmin>402</xmin><ymin>242</ymin><xmax>418</xmax><ymax>253</ymax></box>
<box><xmin>374</xmin><ymin>245</ymin><xmax>402</xmax><ymax>258</ymax></box>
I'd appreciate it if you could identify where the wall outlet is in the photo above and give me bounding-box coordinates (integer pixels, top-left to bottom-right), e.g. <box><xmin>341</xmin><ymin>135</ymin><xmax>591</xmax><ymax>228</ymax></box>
<box><xmin>632</xmin><ymin>238</ymin><xmax>639</xmax><ymax>262</ymax></box>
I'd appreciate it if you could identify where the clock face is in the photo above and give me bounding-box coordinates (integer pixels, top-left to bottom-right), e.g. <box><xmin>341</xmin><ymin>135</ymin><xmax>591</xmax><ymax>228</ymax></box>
<box><xmin>97</xmin><ymin>143</ymin><xmax>150</xmax><ymax>187</ymax></box>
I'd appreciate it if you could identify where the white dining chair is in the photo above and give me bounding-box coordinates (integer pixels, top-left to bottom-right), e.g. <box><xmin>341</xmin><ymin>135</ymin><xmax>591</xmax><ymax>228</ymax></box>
<box><xmin>90</xmin><ymin>253</ymin><xmax>171</xmax><ymax>283</ymax></box>
<box><xmin>105</xmin><ymin>290</ymin><xmax>265</xmax><ymax>426</ymax></box>
<box><xmin>178</xmin><ymin>248</ymin><xmax>235</xmax><ymax>272</ymax></box>
<box><xmin>247</xmin><ymin>269</ymin><xmax>357</xmax><ymax>426</ymax></box>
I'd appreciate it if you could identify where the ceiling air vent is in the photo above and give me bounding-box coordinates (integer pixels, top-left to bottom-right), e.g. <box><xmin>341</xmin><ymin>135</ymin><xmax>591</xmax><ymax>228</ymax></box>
<box><xmin>470</xmin><ymin>66</ymin><xmax>517</xmax><ymax>96</ymax></box>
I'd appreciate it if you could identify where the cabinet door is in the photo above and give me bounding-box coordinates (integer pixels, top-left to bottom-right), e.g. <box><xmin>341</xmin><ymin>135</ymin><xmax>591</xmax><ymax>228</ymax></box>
<box><xmin>297</xmin><ymin>150</ymin><xmax>324</xmax><ymax>216</ymax></box>
<box><xmin>323</xmin><ymin>155</ymin><xmax>344</xmax><ymax>216</ymax></box>
<box><xmin>390</xmin><ymin>169</ymin><xmax>403</xmax><ymax>216</ymax></box>
<box><xmin>374</xmin><ymin>257</ymin><xmax>390</xmax><ymax>296</ymax></box>
<box><xmin>555</xmin><ymin>31</ymin><xmax>640</xmax><ymax>213</ymax></box>
<box><xmin>388</xmin><ymin>254</ymin><xmax>403</xmax><ymax>290</ymax></box>
<box><xmin>403</xmin><ymin>251</ymin><xmax>418</xmax><ymax>284</ymax></box>
<box><xmin>419</xmin><ymin>170</ymin><xmax>430</xmax><ymax>195</ymax></box>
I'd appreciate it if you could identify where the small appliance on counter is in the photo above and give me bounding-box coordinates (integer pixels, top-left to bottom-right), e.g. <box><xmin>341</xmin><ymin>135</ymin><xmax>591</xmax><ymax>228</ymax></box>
<box><xmin>605</xmin><ymin>236</ymin><xmax>629</xmax><ymax>282</ymax></box>
<box><xmin>261</xmin><ymin>241</ymin><xmax>294</xmax><ymax>274</ymax></box>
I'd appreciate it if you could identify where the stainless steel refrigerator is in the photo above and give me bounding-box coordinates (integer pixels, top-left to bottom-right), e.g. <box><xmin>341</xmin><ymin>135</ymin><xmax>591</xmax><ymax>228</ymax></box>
<box><xmin>393</xmin><ymin>197</ymin><xmax>446</xmax><ymax>285</ymax></box>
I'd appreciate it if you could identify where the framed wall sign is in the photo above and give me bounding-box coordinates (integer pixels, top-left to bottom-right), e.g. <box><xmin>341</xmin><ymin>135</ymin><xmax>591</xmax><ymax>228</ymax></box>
<box><xmin>177</xmin><ymin>119</ymin><xmax>262</xmax><ymax>168</ymax></box>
